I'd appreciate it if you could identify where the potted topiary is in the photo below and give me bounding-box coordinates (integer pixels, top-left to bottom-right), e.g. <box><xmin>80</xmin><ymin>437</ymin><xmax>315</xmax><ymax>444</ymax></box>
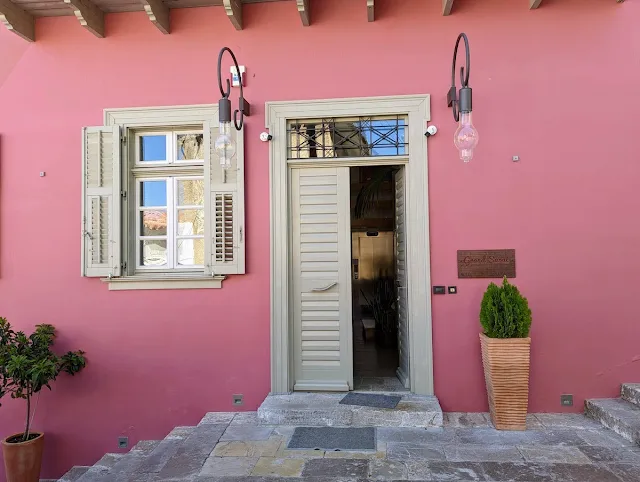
<box><xmin>479</xmin><ymin>277</ymin><xmax>532</xmax><ymax>431</ymax></box>
<box><xmin>0</xmin><ymin>318</ymin><xmax>86</xmax><ymax>482</ymax></box>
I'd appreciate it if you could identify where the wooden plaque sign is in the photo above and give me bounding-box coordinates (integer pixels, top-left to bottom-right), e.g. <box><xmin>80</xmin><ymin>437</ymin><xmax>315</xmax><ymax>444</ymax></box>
<box><xmin>457</xmin><ymin>249</ymin><xmax>516</xmax><ymax>279</ymax></box>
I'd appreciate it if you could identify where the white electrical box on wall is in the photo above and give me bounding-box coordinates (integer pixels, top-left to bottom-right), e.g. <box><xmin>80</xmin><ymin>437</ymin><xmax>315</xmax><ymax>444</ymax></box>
<box><xmin>231</xmin><ymin>66</ymin><xmax>246</xmax><ymax>87</ymax></box>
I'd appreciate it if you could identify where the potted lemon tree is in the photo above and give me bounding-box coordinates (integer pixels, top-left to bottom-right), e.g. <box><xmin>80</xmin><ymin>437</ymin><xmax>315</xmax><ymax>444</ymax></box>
<box><xmin>479</xmin><ymin>277</ymin><xmax>532</xmax><ymax>430</ymax></box>
<box><xmin>0</xmin><ymin>318</ymin><xmax>86</xmax><ymax>482</ymax></box>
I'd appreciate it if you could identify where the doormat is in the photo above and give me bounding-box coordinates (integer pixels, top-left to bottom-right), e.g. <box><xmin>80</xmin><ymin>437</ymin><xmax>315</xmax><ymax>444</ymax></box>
<box><xmin>339</xmin><ymin>392</ymin><xmax>402</xmax><ymax>409</ymax></box>
<box><xmin>288</xmin><ymin>427</ymin><xmax>376</xmax><ymax>451</ymax></box>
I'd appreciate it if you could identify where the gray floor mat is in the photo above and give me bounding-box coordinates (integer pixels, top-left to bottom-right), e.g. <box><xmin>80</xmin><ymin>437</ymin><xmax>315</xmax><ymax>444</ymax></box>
<box><xmin>339</xmin><ymin>392</ymin><xmax>402</xmax><ymax>409</ymax></box>
<box><xmin>287</xmin><ymin>427</ymin><xmax>376</xmax><ymax>451</ymax></box>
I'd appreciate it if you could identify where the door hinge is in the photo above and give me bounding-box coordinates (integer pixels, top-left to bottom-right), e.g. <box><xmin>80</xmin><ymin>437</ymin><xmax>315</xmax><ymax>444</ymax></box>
<box><xmin>239</xmin><ymin>226</ymin><xmax>243</xmax><ymax>243</ymax></box>
<box><xmin>121</xmin><ymin>190</ymin><xmax>127</xmax><ymax>199</ymax></box>
<box><xmin>120</xmin><ymin>261</ymin><xmax>127</xmax><ymax>271</ymax></box>
<box><xmin>121</xmin><ymin>136</ymin><xmax>127</xmax><ymax>144</ymax></box>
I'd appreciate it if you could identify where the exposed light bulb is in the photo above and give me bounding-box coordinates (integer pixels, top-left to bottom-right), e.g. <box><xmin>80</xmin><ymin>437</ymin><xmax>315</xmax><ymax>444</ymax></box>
<box><xmin>215</xmin><ymin>122</ymin><xmax>236</xmax><ymax>169</ymax></box>
<box><xmin>454</xmin><ymin>112</ymin><xmax>479</xmax><ymax>163</ymax></box>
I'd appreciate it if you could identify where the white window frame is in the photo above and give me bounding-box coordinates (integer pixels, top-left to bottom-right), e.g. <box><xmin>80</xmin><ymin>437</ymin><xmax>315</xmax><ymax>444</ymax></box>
<box><xmin>102</xmin><ymin>104</ymin><xmax>226</xmax><ymax>291</ymax></box>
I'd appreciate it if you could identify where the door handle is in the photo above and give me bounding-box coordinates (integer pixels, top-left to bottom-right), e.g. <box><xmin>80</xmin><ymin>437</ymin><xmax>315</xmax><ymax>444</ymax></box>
<box><xmin>312</xmin><ymin>282</ymin><xmax>337</xmax><ymax>292</ymax></box>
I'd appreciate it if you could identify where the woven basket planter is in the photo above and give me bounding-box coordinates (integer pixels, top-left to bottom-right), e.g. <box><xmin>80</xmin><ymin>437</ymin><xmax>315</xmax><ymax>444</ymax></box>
<box><xmin>480</xmin><ymin>333</ymin><xmax>531</xmax><ymax>431</ymax></box>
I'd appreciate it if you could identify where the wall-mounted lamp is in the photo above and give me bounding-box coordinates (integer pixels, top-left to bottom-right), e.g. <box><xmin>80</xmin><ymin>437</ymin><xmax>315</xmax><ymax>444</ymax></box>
<box><xmin>216</xmin><ymin>47</ymin><xmax>250</xmax><ymax>169</ymax></box>
<box><xmin>447</xmin><ymin>33</ymin><xmax>479</xmax><ymax>163</ymax></box>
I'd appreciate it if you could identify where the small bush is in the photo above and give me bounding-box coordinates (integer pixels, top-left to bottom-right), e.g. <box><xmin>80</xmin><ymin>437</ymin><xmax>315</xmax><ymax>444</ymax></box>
<box><xmin>480</xmin><ymin>276</ymin><xmax>532</xmax><ymax>338</ymax></box>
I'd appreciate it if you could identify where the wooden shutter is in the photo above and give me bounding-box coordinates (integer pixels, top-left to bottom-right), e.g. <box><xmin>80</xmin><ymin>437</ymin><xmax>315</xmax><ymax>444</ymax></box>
<box><xmin>82</xmin><ymin>126</ymin><xmax>121</xmax><ymax>278</ymax></box>
<box><xmin>204</xmin><ymin>122</ymin><xmax>245</xmax><ymax>275</ymax></box>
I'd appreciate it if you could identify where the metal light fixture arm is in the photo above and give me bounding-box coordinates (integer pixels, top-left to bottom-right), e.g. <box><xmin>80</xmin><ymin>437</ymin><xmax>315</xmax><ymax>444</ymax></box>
<box><xmin>217</xmin><ymin>47</ymin><xmax>251</xmax><ymax>131</ymax></box>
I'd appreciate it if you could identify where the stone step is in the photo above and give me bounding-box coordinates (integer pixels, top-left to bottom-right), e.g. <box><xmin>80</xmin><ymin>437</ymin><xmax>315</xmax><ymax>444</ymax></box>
<box><xmin>257</xmin><ymin>392</ymin><xmax>443</xmax><ymax>427</ymax></box>
<box><xmin>622</xmin><ymin>383</ymin><xmax>640</xmax><ymax>407</ymax></box>
<box><xmin>57</xmin><ymin>466</ymin><xmax>90</xmax><ymax>482</ymax></box>
<box><xmin>585</xmin><ymin>398</ymin><xmax>640</xmax><ymax>446</ymax></box>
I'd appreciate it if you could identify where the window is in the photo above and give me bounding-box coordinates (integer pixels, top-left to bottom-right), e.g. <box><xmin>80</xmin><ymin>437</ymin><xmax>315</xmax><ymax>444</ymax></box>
<box><xmin>81</xmin><ymin>105</ymin><xmax>245</xmax><ymax>289</ymax></box>
<box><xmin>133</xmin><ymin>131</ymin><xmax>205</xmax><ymax>270</ymax></box>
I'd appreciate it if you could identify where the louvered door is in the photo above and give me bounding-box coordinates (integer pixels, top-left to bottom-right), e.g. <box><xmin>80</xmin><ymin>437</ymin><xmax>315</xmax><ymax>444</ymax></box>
<box><xmin>395</xmin><ymin>168</ymin><xmax>410</xmax><ymax>388</ymax></box>
<box><xmin>291</xmin><ymin>167</ymin><xmax>353</xmax><ymax>391</ymax></box>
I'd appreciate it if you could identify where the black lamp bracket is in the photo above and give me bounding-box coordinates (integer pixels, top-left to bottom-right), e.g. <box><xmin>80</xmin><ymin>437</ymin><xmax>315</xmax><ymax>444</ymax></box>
<box><xmin>218</xmin><ymin>47</ymin><xmax>251</xmax><ymax>130</ymax></box>
<box><xmin>447</xmin><ymin>33</ymin><xmax>472</xmax><ymax>123</ymax></box>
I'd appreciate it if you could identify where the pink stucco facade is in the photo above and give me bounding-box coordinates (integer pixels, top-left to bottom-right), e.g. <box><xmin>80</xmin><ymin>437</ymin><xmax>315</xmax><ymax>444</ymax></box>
<box><xmin>0</xmin><ymin>0</ymin><xmax>638</xmax><ymax>478</ymax></box>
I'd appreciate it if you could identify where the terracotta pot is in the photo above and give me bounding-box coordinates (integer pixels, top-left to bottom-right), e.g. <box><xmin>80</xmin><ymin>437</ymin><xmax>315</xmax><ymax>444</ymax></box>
<box><xmin>2</xmin><ymin>432</ymin><xmax>44</xmax><ymax>482</ymax></box>
<box><xmin>480</xmin><ymin>333</ymin><xmax>531</xmax><ymax>431</ymax></box>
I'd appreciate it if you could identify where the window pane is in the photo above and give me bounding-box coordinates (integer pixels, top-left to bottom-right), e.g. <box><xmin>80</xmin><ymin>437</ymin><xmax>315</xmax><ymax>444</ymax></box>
<box><xmin>177</xmin><ymin>179</ymin><xmax>204</xmax><ymax>206</ymax></box>
<box><xmin>177</xmin><ymin>238</ymin><xmax>205</xmax><ymax>266</ymax></box>
<box><xmin>177</xmin><ymin>209</ymin><xmax>205</xmax><ymax>235</ymax></box>
<box><xmin>140</xmin><ymin>210</ymin><xmax>167</xmax><ymax>236</ymax></box>
<box><xmin>177</xmin><ymin>134</ymin><xmax>204</xmax><ymax>160</ymax></box>
<box><xmin>140</xmin><ymin>135</ymin><xmax>167</xmax><ymax>162</ymax></box>
<box><xmin>141</xmin><ymin>180</ymin><xmax>167</xmax><ymax>207</ymax></box>
<box><xmin>140</xmin><ymin>240</ymin><xmax>167</xmax><ymax>266</ymax></box>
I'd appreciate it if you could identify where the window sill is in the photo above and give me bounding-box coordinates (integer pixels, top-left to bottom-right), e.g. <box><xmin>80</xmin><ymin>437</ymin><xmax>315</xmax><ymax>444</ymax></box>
<box><xmin>103</xmin><ymin>275</ymin><xmax>226</xmax><ymax>291</ymax></box>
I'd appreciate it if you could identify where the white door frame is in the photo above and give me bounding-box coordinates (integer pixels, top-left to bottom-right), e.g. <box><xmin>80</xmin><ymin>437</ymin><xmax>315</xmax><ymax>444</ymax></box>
<box><xmin>266</xmin><ymin>94</ymin><xmax>434</xmax><ymax>395</ymax></box>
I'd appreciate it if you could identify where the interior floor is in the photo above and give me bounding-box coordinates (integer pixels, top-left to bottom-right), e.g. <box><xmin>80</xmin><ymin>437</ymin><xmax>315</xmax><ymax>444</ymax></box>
<box><xmin>352</xmin><ymin>318</ymin><xmax>407</xmax><ymax>392</ymax></box>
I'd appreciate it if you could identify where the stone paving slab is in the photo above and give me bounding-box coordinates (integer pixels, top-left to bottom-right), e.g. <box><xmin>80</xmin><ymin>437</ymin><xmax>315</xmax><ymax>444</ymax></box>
<box><xmin>386</xmin><ymin>442</ymin><xmax>446</xmax><ymax>462</ymax></box>
<box><xmin>221</xmin><ymin>425</ymin><xmax>274</xmax><ymax>441</ymax></box>
<box><xmin>445</xmin><ymin>444</ymin><xmax>524</xmax><ymax>462</ymax></box>
<box><xmin>578</xmin><ymin>445</ymin><xmax>640</xmax><ymax>463</ymax></box>
<box><xmin>200</xmin><ymin>457</ymin><xmax>259</xmax><ymax>476</ymax></box>
<box><xmin>377</xmin><ymin>427</ymin><xmax>455</xmax><ymax>445</ymax></box>
<box><xmin>302</xmin><ymin>458</ymin><xmax>369</xmax><ymax>478</ymax></box>
<box><xmin>517</xmin><ymin>445</ymin><xmax>592</xmax><ymax>464</ymax></box>
<box><xmin>157</xmin><ymin>424</ymin><xmax>228</xmax><ymax>478</ymax></box>
<box><xmin>250</xmin><ymin>457</ymin><xmax>305</xmax><ymax>476</ymax></box>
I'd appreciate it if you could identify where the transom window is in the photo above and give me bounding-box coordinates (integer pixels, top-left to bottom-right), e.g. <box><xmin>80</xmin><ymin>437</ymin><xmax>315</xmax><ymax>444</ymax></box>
<box><xmin>133</xmin><ymin>130</ymin><xmax>205</xmax><ymax>271</ymax></box>
<box><xmin>287</xmin><ymin>115</ymin><xmax>408</xmax><ymax>159</ymax></box>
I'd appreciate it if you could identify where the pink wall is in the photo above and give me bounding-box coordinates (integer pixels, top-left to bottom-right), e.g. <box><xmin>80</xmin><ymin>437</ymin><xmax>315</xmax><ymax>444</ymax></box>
<box><xmin>0</xmin><ymin>0</ymin><xmax>638</xmax><ymax>477</ymax></box>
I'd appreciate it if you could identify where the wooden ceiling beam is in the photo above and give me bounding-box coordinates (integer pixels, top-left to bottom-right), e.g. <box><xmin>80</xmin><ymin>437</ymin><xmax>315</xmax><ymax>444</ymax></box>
<box><xmin>442</xmin><ymin>0</ymin><xmax>454</xmax><ymax>16</ymax></box>
<box><xmin>223</xmin><ymin>0</ymin><xmax>242</xmax><ymax>30</ymax></box>
<box><xmin>63</xmin><ymin>0</ymin><xmax>104</xmax><ymax>37</ymax></box>
<box><xmin>297</xmin><ymin>0</ymin><xmax>309</xmax><ymax>26</ymax></box>
<box><xmin>0</xmin><ymin>0</ymin><xmax>35</xmax><ymax>42</ymax></box>
<box><xmin>529</xmin><ymin>0</ymin><xmax>543</xmax><ymax>8</ymax></box>
<box><xmin>142</xmin><ymin>0</ymin><xmax>169</xmax><ymax>34</ymax></box>
<box><xmin>367</xmin><ymin>0</ymin><xmax>374</xmax><ymax>22</ymax></box>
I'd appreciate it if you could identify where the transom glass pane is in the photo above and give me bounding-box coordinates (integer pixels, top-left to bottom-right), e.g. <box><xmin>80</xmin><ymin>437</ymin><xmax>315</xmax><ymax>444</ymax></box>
<box><xmin>141</xmin><ymin>180</ymin><xmax>167</xmax><ymax>207</ymax></box>
<box><xmin>177</xmin><ymin>179</ymin><xmax>204</xmax><ymax>206</ymax></box>
<box><xmin>287</xmin><ymin>116</ymin><xmax>408</xmax><ymax>159</ymax></box>
<box><xmin>177</xmin><ymin>134</ymin><xmax>204</xmax><ymax>161</ymax></box>
<box><xmin>140</xmin><ymin>135</ymin><xmax>167</xmax><ymax>162</ymax></box>
<box><xmin>140</xmin><ymin>240</ymin><xmax>167</xmax><ymax>266</ymax></box>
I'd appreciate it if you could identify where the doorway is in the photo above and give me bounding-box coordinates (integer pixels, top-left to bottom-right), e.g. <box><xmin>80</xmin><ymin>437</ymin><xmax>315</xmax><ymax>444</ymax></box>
<box><xmin>267</xmin><ymin>95</ymin><xmax>434</xmax><ymax>395</ymax></box>
<box><xmin>350</xmin><ymin>166</ymin><xmax>408</xmax><ymax>392</ymax></box>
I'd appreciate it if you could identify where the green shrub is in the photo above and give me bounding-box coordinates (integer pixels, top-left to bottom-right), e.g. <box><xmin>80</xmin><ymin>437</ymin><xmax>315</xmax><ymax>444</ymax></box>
<box><xmin>0</xmin><ymin>318</ymin><xmax>86</xmax><ymax>442</ymax></box>
<box><xmin>480</xmin><ymin>276</ymin><xmax>532</xmax><ymax>338</ymax></box>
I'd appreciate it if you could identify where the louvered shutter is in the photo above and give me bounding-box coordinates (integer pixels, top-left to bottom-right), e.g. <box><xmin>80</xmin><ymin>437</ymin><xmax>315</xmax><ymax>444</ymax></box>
<box><xmin>82</xmin><ymin>126</ymin><xmax>121</xmax><ymax>278</ymax></box>
<box><xmin>204</xmin><ymin>122</ymin><xmax>245</xmax><ymax>275</ymax></box>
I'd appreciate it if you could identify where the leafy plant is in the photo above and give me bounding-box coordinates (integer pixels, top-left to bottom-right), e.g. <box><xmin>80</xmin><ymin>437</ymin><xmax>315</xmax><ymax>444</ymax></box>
<box><xmin>480</xmin><ymin>277</ymin><xmax>532</xmax><ymax>339</ymax></box>
<box><xmin>354</xmin><ymin>167</ymin><xmax>396</xmax><ymax>220</ymax></box>
<box><xmin>0</xmin><ymin>318</ymin><xmax>86</xmax><ymax>442</ymax></box>
<box><xmin>361</xmin><ymin>275</ymin><xmax>397</xmax><ymax>336</ymax></box>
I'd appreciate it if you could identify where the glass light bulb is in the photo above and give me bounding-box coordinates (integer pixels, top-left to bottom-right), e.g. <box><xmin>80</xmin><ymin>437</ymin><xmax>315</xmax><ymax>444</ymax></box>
<box><xmin>215</xmin><ymin>122</ymin><xmax>236</xmax><ymax>169</ymax></box>
<box><xmin>454</xmin><ymin>112</ymin><xmax>479</xmax><ymax>163</ymax></box>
